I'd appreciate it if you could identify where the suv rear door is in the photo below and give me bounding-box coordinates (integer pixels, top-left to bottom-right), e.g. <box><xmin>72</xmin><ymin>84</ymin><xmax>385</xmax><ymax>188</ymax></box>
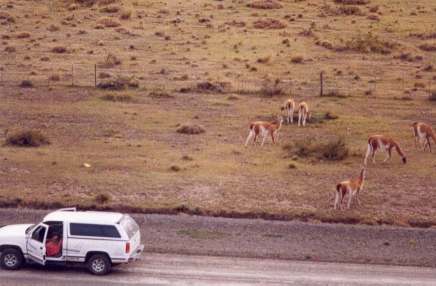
<box><xmin>27</xmin><ymin>223</ymin><xmax>49</xmax><ymax>265</ymax></box>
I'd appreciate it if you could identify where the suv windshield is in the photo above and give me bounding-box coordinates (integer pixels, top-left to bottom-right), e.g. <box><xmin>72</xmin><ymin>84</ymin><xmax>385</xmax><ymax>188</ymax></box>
<box><xmin>25</xmin><ymin>224</ymin><xmax>36</xmax><ymax>234</ymax></box>
<box><xmin>119</xmin><ymin>215</ymin><xmax>139</xmax><ymax>239</ymax></box>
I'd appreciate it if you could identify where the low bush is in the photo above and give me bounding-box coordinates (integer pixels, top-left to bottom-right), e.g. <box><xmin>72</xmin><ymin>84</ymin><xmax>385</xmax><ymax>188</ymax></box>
<box><xmin>149</xmin><ymin>90</ymin><xmax>173</xmax><ymax>99</ymax></box>
<box><xmin>97</xmin><ymin>75</ymin><xmax>138</xmax><ymax>90</ymax></box>
<box><xmin>253</xmin><ymin>18</ymin><xmax>286</xmax><ymax>29</ymax></box>
<box><xmin>343</xmin><ymin>32</ymin><xmax>397</xmax><ymax>54</ymax></box>
<box><xmin>19</xmin><ymin>80</ymin><xmax>33</xmax><ymax>88</ymax></box>
<box><xmin>5</xmin><ymin>130</ymin><xmax>50</xmax><ymax>147</ymax></box>
<box><xmin>100</xmin><ymin>94</ymin><xmax>133</xmax><ymax>102</ymax></box>
<box><xmin>176</xmin><ymin>124</ymin><xmax>206</xmax><ymax>135</ymax></box>
<box><xmin>429</xmin><ymin>91</ymin><xmax>436</xmax><ymax>101</ymax></box>
<box><xmin>285</xmin><ymin>136</ymin><xmax>349</xmax><ymax>161</ymax></box>
<box><xmin>95</xmin><ymin>193</ymin><xmax>111</xmax><ymax>204</ymax></box>
<box><xmin>334</xmin><ymin>0</ymin><xmax>369</xmax><ymax>4</ymax></box>
<box><xmin>247</xmin><ymin>0</ymin><xmax>282</xmax><ymax>9</ymax></box>
<box><xmin>97</xmin><ymin>17</ymin><xmax>121</xmax><ymax>28</ymax></box>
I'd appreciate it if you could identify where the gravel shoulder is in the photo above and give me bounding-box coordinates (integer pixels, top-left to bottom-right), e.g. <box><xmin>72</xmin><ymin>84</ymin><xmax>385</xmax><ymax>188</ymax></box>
<box><xmin>1</xmin><ymin>208</ymin><xmax>436</xmax><ymax>268</ymax></box>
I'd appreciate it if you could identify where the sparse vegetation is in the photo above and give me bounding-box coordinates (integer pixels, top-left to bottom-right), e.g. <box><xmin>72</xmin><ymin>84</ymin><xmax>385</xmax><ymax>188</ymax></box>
<box><xmin>97</xmin><ymin>17</ymin><xmax>121</xmax><ymax>28</ymax></box>
<box><xmin>100</xmin><ymin>94</ymin><xmax>133</xmax><ymax>102</ymax></box>
<box><xmin>419</xmin><ymin>42</ymin><xmax>436</xmax><ymax>52</ymax></box>
<box><xmin>247</xmin><ymin>0</ymin><xmax>282</xmax><ymax>9</ymax></box>
<box><xmin>95</xmin><ymin>193</ymin><xmax>111</xmax><ymax>204</ymax></box>
<box><xmin>343</xmin><ymin>32</ymin><xmax>397</xmax><ymax>54</ymax></box>
<box><xmin>149</xmin><ymin>89</ymin><xmax>173</xmax><ymax>99</ymax></box>
<box><xmin>334</xmin><ymin>0</ymin><xmax>369</xmax><ymax>4</ymax></box>
<box><xmin>253</xmin><ymin>18</ymin><xmax>286</xmax><ymax>29</ymax></box>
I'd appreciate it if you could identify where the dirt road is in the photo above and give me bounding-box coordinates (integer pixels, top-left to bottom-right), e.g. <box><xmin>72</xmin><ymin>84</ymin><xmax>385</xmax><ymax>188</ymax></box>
<box><xmin>1</xmin><ymin>208</ymin><xmax>436</xmax><ymax>267</ymax></box>
<box><xmin>1</xmin><ymin>253</ymin><xmax>436</xmax><ymax>286</ymax></box>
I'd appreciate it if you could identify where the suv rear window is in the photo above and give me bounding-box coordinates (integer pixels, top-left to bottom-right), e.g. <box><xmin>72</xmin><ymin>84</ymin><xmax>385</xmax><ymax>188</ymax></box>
<box><xmin>119</xmin><ymin>215</ymin><xmax>139</xmax><ymax>239</ymax></box>
<box><xmin>69</xmin><ymin>223</ymin><xmax>121</xmax><ymax>238</ymax></box>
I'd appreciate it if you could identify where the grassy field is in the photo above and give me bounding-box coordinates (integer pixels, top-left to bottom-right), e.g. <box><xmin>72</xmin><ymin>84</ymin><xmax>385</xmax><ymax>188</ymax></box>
<box><xmin>0</xmin><ymin>0</ymin><xmax>435</xmax><ymax>227</ymax></box>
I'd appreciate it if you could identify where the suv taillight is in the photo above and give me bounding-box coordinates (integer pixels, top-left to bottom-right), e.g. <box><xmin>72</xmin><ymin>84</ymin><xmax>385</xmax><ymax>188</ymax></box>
<box><xmin>125</xmin><ymin>242</ymin><xmax>130</xmax><ymax>254</ymax></box>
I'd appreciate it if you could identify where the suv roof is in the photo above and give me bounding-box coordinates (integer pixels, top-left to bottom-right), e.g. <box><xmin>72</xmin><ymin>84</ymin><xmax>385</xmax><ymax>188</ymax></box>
<box><xmin>43</xmin><ymin>209</ymin><xmax>124</xmax><ymax>224</ymax></box>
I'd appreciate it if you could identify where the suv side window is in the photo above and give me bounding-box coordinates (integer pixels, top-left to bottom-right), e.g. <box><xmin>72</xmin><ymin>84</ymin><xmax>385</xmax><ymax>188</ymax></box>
<box><xmin>69</xmin><ymin>223</ymin><xmax>121</xmax><ymax>238</ymax></box>
<box><xmin>31</xmin><ymin>226</ymin><xmax>46</xmax><ymax>243</ymax></box>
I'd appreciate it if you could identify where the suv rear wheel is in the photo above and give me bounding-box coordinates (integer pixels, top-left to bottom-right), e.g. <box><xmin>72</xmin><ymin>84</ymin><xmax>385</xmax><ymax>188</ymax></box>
<box><xmin>87</xmin><ymin>254</ymin><xmax>111</xmax><ymax>275</ymax></box>
<box><xmin>0</xmin><ymin>248</ymin><xmax>24</xmax><ymax>270</ymax></box>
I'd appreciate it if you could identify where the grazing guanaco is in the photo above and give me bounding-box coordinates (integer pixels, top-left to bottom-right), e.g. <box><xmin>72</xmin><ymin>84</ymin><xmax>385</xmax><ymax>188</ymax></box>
<box><xmin>244</xmin><ymin>115</ymin><xmax>283</xmax><ymax>147</ymax></box>
<box><xmin>298</xmin><ymin>102</ymin><xmax>310</xmax><ymax>127</ymax></box>
<box><xmin>364</xmin><ymin>135</ymin><xmax>407</xmax><ymax>165</ymax></box>
<box><xmin>412</xmin><ymin>122</ymin><xmax>436</xmax><ymax>152</ymax></box>
<box><xmin>281</xmin><ymin>98</ymin><xmax>295</xmax><ymax>124</ymax></box>
<box><xmin>334</xmin><ymin>168</ymin><xmax>366</xmax><ymax>210</ymax></box>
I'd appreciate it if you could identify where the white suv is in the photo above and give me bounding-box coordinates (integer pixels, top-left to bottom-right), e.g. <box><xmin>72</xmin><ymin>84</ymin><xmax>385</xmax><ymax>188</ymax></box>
<box><xmin>0</xmin><ymin>208</ymin><xmax>144</xmax><ymax>275</ymax></box>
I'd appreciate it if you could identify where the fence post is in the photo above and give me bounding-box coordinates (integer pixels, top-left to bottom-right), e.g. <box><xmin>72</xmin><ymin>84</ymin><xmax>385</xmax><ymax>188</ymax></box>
<box><xmin>94</xmin><ymin>64</ymin><xmax>97</xmax><ymax>88</ymax></box>
<box><xmin>71</xmin><ymin>64</ymin><xmax>74</xmax><ymax>86</ymax></box>
<box><xmin>320</xmin><ymin>71</ymin><xmax>324</xmax><ymax>97</ymax></box>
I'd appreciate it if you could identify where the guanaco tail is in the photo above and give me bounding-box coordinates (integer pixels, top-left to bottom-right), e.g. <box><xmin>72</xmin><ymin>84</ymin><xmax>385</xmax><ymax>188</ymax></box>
<box><xmin>244</xmin><ymin>115</ymin><xmax>283</xmax><ymax>147</ymax></box>
<box><xmin>281</xmin><ymin>98</ymin><xmax>295</xmax><ymax>124</ymax></box>
<box><xmin>334</xmin><ymin>167</ymin><xmax>366</xmax><ymax>210</ymax></box>
<box><xmin>412</xmin><ymin>122</ymin><xmax>436</xmax><ymax>152</ymax></box>
<box><xmin>364</xmin><ymin>135</ymin><xmax>407</xmax><ymax>165</ymax></box>
<box><xmin>298</xmin><ymin>102</ymin><xmax>310</xmax><ymax>127</ymax></box>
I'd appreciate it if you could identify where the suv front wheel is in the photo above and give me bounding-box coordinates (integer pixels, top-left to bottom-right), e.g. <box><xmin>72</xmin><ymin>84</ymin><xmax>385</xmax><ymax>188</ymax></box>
<box><xmin>0</xmin><ymin>248</ymin><xmax>24</xmax><ymax>270</ymax></box>
<box><xmin>87</xmin><ymin>254</ymin><xmax>111</xmax><ymax>275</ymax></box>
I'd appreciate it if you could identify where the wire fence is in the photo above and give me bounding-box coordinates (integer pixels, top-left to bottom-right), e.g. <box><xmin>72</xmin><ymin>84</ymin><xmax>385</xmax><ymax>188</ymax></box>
<box><xmin>0</xmin><ymin>62</ymin><xmax>434</xmax><ymax>99</ymax></box>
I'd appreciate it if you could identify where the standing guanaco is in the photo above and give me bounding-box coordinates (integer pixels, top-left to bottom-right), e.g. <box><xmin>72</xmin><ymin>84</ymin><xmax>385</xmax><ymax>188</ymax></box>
<box><xmin>244</xmin><ymin>115</ymin><xmax>283</xmax><ymax>147</ymax></box>
<box><xmin>412</xmin><ymin>122</ymin><xmax>436</xmax><ymax>152</ymax></box>
<box><xmin>334</xmin><ymin>168</ymin><xmax>366</xmax><ymax>210</ymax></box>
<box><xmin>281</xmin><ymin>98</ymin><xmax>295</xmax><ymax>124</ymax></box>
<box><xmin>364</xmin><ymin>135</ymin><xmax>407</xmax><ymax>165</ymax></box>
<box><xmin>298</xmin><ymin>102</ymin><xmax>310</xmax><ymax>127</ymax></box>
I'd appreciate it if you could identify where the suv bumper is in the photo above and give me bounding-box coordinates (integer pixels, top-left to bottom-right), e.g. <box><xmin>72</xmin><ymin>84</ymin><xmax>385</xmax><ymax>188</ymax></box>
<box><xmin>128</xmin><ymin>244</ymin><xmax>144</xmax><ymax>262</ymax></box>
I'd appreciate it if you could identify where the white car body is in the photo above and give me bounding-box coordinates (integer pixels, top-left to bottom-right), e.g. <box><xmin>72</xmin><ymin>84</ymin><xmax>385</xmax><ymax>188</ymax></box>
<box><xmin>0</xmin><ymin>208</ymin><xmax>144</xmax><ymax>274</ymax></box>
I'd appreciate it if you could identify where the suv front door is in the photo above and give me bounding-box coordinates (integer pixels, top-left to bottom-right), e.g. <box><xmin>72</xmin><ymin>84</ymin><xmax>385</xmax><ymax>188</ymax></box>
<box><xmin>27</xmin><ymin>223</ymin><xmax>49</xmax><ymax>265</ymax></box>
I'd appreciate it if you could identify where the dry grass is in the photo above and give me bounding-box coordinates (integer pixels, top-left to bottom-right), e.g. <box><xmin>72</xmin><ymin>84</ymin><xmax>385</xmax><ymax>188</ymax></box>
<box><xmin>1</xmin><ymin>0</ymin><xmax>436</xmax><ymax>227</ymax></box>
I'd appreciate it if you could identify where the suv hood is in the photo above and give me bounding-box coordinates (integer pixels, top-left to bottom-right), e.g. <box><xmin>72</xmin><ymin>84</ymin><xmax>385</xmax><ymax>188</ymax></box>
<box><xmin>0</xmin><ymin>224</ymin><xmax>33</xmax><ymax>238</ymax></box>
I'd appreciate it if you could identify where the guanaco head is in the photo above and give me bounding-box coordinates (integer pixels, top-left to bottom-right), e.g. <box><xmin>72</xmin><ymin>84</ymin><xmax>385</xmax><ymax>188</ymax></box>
<box><xmin>402</xmin><ymin>157</ymin><xmax>407</xmax><ymax>164</ymax></box>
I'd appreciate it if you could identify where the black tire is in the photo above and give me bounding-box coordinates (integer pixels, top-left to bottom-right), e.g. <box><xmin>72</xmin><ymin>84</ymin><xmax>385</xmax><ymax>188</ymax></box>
<box><xmin>87</xmin><ymin>254</ymin><xmax>111</xmax><ymax>275</ymax></box>
<box><xmin>0</xmin><ymin>248</ymin><xmax>24</xmax><ymax>270</ymax></box>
